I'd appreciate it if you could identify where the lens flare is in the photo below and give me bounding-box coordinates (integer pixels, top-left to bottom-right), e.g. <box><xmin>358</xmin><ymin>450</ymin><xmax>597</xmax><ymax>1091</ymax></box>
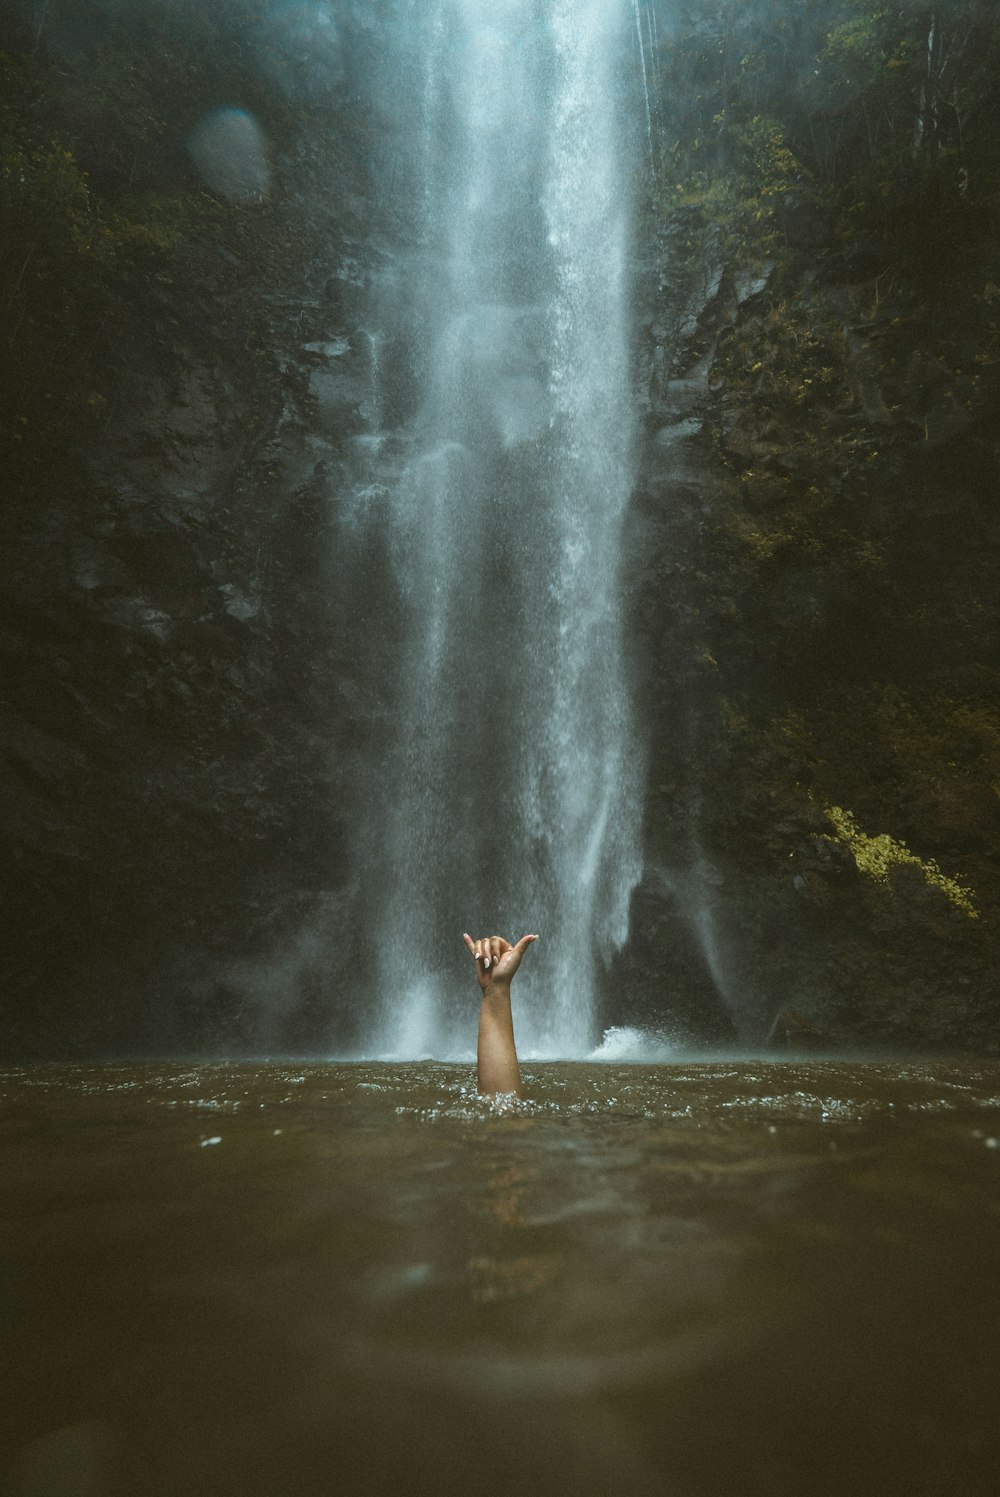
<box><xmin>187</xmin><ymin>109</ymin><xmax>271</xmax><ymax>203</ymax></box>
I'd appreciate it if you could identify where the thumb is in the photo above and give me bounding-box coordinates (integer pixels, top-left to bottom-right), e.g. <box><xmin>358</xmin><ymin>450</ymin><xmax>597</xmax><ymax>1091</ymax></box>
<box><xmin>513</xmin><ymin>933</ymin><xmax>539</xmax><ymax>956</ymax></box>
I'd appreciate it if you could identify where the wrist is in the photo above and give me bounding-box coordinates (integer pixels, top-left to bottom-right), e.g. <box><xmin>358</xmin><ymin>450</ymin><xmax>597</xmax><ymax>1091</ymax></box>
<box><xmin>480</xmin><ymin>976</ymin><xmax>512</xmax><ymax>999</ymax></box>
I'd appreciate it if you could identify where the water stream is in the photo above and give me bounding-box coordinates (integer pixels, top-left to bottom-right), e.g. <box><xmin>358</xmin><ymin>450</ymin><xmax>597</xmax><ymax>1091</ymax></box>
<box><xmin>4</xmin><ymin>1060</ymin><xmax>999</xmax><ymax>1496</ymax></box>
<box><xmin>349</xmin><ymin>0</ymin><xmax>642</xmax><ymax>1059</ymax></box>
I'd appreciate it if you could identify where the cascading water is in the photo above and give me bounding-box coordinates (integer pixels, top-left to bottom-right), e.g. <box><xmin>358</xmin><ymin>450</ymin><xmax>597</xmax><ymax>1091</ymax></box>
<box><xmin>349</xmin><ymin>0</ymin><xmax>643</xmax><ymax>1058</ymax></box>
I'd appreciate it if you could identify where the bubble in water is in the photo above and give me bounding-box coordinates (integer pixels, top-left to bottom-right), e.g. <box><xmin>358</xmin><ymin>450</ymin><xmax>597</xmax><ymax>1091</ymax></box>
<box><xmin>187</xmin><ymin>110</ymin><xmax>271</xmax><ymax>202</ymax></box>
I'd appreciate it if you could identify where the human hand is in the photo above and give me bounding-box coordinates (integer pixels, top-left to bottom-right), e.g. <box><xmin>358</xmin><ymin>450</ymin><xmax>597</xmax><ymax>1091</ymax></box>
<box><xmin>463</xmin><ymin>932</ymin><xmax>538</xmax><ymax>991</ymax></box>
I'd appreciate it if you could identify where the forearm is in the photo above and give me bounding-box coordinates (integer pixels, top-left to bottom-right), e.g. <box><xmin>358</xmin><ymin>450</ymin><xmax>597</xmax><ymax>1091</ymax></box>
<box><xmin>476</xmin><ymin>981</ymin><xmax>523</xmax><ymax>1097</ymax></box>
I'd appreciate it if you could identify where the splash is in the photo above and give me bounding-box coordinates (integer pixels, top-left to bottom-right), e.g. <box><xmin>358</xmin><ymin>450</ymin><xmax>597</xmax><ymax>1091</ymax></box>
<box><xmin>590</xmin><ymin>1025</ymin><xmax>678</xmax><ymax>1062</ymax></box>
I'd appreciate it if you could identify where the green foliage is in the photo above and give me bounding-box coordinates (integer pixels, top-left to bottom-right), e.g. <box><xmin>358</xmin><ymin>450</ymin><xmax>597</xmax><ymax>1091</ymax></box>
<box><xmin>763</xmin><ymin>682</ymin><xmax>1000</xmax><ymax>899</ymax></box>
<box><xmin>649</xmin><ymin>0</ymin><xmax>1000</xmax><ymax>283</ymax></box>
<box><xmin>815</xmin><ymin>6</ymin><xmax>906</xmax><ymax>111</ymax></box>
<box><xmin>824</xmin><ymin>804</ymin><xmax>979</xmax><ymax>918</ymax></box>
<box><xmin>649</xmin><ymin>112</ymin><xmax>806</xmax><ymax>273</ymax></box>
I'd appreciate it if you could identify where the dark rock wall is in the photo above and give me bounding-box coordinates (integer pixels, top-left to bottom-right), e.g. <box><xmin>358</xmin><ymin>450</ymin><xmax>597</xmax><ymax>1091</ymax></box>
<box><xmin>615</xmin><ymin>0</ymin><xmax>1000</xmax><ymax>1054</ymax></box>
<box><xmin>2</xmin><ymin>0</ymin><xmax>999</xmax><ymax>1056</ymax></box>
<box><xmin>1</xmin><ymin>0</ymin><xmax>385</xmax><ymax>1054</ymax></box>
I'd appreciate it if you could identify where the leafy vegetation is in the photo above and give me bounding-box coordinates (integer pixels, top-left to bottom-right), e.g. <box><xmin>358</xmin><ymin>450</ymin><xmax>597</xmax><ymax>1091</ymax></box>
<box><xmin>823</xmin><ymin>803</ymin><xmax>979</xmax><ymax>918</ymax></box>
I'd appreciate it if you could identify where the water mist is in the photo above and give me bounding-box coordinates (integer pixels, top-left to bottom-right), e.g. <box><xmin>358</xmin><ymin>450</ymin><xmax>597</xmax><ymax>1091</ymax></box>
<box><xmin>348</xmin><ymin>0</ymin><xmax>643</xmax><ymax>1057</ymax></box>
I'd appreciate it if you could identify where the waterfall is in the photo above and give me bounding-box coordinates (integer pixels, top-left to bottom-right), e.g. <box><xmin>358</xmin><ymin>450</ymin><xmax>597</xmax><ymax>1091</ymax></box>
<box><xmin>348</xmin><ymin>0</ymin><xmax>643</xmax><ymax>1058</ymax></box>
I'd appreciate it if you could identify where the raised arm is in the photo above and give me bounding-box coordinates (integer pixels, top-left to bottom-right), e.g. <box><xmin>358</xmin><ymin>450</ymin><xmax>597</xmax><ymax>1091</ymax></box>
<box><xmin>462</xmin><ymin>931</ymin><xmax>538</xmax><ymax>1098</ymax></box>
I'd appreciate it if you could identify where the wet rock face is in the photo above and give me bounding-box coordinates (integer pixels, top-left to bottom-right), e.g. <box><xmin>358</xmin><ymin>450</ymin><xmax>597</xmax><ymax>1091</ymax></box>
<box><xmin>10</xmin><ymin>153</ymin><xmax>996</xmax><ymax>1057</ymax></box>
<box><xmin>4</xmin><ymin>4</ymin><xmax>1000</xmax><ymax>1059</ymax></box>
<box><xmin>1</xmin><ymin>367</ymin><xmax>339</xmax><ymax>1055</ymax></box>
<box><xmin>624</xmin><ymin>194</ymin><xmax>1000</xmax><ymax>1056</ymax></box>
<box><xmin>0</xmin><ymin>102</ymin><xmax>376</xmax><ymax>1057</ymax></box>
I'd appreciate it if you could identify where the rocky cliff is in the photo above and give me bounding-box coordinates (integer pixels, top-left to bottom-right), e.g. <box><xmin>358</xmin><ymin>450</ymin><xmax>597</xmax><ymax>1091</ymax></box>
<box><xmin>1</xmin><ymin>0</ymin><xmax>384</xmax><ymax>1054</ymax></box>
<box><xmin>2</xmin><ymin>0</ymin><xmax>998</xmax><ymax>1056</ymax></box>
<box><xmin>615</xmin><ymin>0</ymin><xmax>1000</xmax><ymax>1053</ymax></box>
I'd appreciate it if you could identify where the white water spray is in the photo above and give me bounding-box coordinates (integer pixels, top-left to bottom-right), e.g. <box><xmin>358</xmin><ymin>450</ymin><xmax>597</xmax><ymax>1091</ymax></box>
<box><xmin>352</xmin><ymin>0</ymin><xmax>643</xmax><ymax>1058</ymax></box>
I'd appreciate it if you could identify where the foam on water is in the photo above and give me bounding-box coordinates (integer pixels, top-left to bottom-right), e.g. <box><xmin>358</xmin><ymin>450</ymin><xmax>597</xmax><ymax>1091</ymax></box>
<box><xmin>589</xmin><ymin>1025</ymin><xmax>678</xmax><ymax>1062</ymax></box>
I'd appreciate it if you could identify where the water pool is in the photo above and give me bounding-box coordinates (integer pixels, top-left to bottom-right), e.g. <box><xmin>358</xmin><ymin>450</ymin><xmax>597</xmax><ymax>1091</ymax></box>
<box><xmin>3</xmin><ymin>1060</ymin><xmax>999</xmax><ymax>1495</ymax></box>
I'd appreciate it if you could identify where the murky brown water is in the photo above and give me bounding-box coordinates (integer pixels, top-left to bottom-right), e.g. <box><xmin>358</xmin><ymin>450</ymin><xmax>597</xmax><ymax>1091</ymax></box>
<box><xmin>3</xmin><ymin>1060</ymin><xmax>999</xmax><ymax>1496</ymax></box>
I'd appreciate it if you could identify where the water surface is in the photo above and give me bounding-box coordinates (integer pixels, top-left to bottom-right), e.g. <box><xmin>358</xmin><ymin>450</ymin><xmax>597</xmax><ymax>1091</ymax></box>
<box><xmin>3</xmin><ymin>1060</ymin><xmax>999</xmax><ymax>1495</ymax></box>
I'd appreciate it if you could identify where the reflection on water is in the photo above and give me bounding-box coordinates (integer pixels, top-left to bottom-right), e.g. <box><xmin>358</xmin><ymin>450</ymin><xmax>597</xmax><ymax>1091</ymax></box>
<box><xmin>2</xmin><ymin>1061</ymin><xmax>999</xmax><ymax>1495</ymax></box>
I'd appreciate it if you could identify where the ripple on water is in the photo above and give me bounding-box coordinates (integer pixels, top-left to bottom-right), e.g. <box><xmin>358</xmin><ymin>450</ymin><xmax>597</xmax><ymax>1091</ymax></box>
<box><xmin>2</xmin><ymin>1056</ymin><xmax>1000</xmax><ymax>1497</ymax></box>
<box><xmin>5</xmin><ymin>1061</ymin><xmax>1000</xmax><ymax>1142</ymax></box>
